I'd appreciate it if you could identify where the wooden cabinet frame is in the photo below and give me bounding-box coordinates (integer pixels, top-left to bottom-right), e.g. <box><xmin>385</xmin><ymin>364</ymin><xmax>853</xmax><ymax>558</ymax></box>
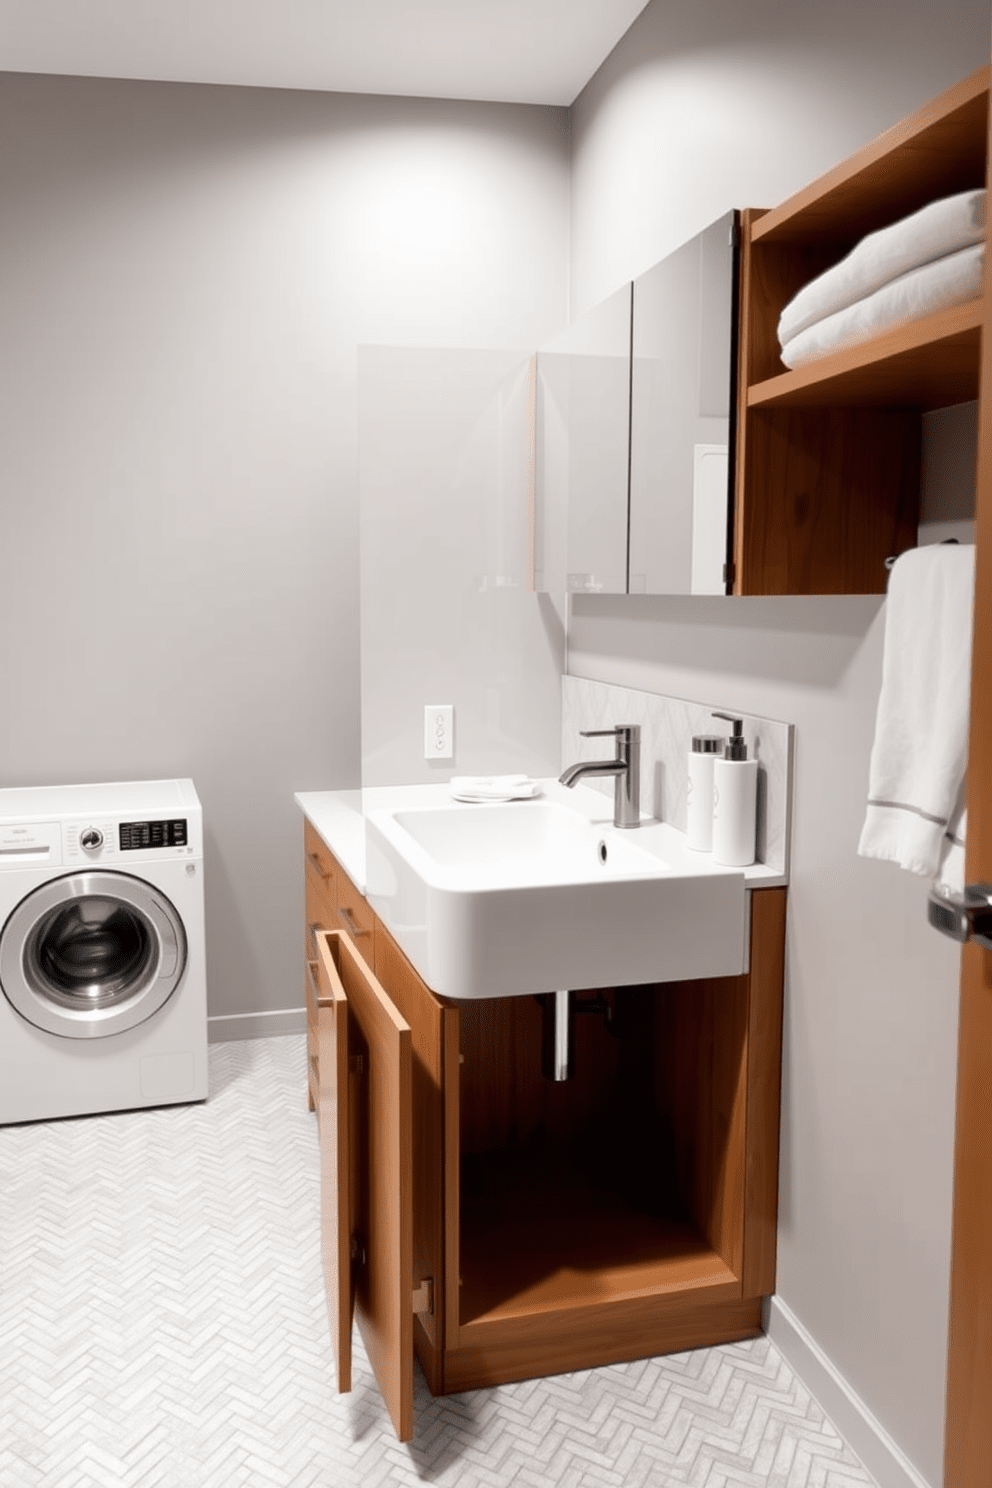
<box><xmin>733</xmin><ymin>66</ymin><xmax>989</xmax><ymax>595</ymax></box>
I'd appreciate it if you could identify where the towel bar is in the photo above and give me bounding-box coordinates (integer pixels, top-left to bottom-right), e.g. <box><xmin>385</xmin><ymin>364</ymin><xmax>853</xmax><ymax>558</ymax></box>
<box><xmin>884</xmin><ymin>537</ymin><xmax>959</xmax><ymax>571</ymax></box>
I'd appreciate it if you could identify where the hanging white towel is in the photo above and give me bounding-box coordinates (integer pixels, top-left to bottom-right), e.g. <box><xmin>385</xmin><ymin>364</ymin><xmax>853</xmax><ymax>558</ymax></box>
<box><xmin>858</xmin><ymin>544</ymin><xmax>975</xmax><ymax>878</ymax></box>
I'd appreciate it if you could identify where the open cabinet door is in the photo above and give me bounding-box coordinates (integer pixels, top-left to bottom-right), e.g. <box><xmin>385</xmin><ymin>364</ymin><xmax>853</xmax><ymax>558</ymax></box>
<box><xmin>942</xmin><ymin>67</ymin><xmax>992</xmax><ymax>1488</ymax></box>
<box><xmin>313</xmin><ymin>936</ymin><xmax>353</xmax><ymax>1393</ymax></box>
<box><xmin>315</xmin><ymin>931</ymin><xmax>415</xmax><ymax>1443</ymax></box>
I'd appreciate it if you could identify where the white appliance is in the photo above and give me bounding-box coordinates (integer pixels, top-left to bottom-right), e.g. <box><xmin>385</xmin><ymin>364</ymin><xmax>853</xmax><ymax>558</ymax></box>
<box><xmin>0</xmin><ymin>779</ymin><xmax>208</xmax><ymax>1124</ymax></box>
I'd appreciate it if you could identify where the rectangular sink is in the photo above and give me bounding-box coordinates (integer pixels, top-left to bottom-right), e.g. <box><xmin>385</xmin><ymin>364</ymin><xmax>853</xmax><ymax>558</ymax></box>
<box><xmin>364</xmin><ymin>781</ymin><xmax>747</xmax><ymax>1001</ymax></box>
<box><xmin>391</xmin><ymin>799</ymin><xmax>669</xmax><ymax>885</ymax></box>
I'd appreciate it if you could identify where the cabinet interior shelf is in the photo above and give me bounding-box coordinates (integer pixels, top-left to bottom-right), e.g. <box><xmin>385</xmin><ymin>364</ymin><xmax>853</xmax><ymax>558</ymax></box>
<box><xmin>747</xmin><ymin>299</ymin><xmax>983</xmax><ymax>411</ymax></box>
<box><xmin>459</xmin><ymin>1151</ymin><xmax>737</xmax><ymax>1328</ymax></box>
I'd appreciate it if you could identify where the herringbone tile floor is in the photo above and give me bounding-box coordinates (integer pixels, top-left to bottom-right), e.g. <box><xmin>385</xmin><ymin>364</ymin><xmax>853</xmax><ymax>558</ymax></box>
<box><xmin>0</xmin><ymin>1036</ymin><xmax>878</xmax><ymax>1488</ymax></box>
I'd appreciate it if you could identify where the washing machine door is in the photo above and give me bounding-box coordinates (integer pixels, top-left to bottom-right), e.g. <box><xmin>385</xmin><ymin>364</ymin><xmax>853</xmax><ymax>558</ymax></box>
<box><xmin>0</xmin><ymin>871</ymin><xmax>188</xmax><ymax>1038</ymax></box>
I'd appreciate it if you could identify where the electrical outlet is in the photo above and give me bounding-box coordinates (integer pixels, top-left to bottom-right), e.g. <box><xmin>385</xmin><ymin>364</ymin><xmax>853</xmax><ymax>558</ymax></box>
<box><xmin>424</xmin><ymin>704</ymin><xmax>453</xmax><ymax>760</ymax></box>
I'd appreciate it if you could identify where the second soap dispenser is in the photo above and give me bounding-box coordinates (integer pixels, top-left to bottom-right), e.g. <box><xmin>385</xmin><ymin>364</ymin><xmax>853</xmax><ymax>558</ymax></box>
<box><xmin>711</xmin><ymin>712</ymin><xmax>757</xmax><ymax>867</ymax></box>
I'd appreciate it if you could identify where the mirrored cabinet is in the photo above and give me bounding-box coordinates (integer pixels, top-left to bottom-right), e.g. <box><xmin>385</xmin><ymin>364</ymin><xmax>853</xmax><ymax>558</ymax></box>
<box><xmin>533</xmin><ymin>212</ymin><xmax>739</xmax><ymax>597</ymax></box>
<box><xmin>629</xmin><ymin>210</ymin><xmax>738</xmax><ymax>595</ymax></box>
<box><xmin>533</xmin><ymin>283</ymin><xmax>632</xmax><ymax>595</ymax></box>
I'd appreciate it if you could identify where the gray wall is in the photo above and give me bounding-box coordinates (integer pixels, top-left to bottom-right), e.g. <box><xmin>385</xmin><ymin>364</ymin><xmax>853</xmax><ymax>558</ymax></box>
<box><xmin>0</xmin><ymin>72</ymin><xmax>569</xmax><ymax>1028</ymax></box>
<box><xmin>568</xmin><ymin>3</ymin><xmax>988</xmax><ymax>1482</ymax></box>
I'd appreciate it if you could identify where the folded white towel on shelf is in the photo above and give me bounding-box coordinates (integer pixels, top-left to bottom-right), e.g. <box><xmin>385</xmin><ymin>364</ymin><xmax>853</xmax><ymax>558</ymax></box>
<box><xmin>858</xmin><ymin>544</ymin><xmax>975</xmax><ymax>878</ymax></box>
<box><xmin>449</xmin><ymin>775</ymin><xmax>540</xmax><ymax>803</ymax></box>
<box><xmin>780</xmin><ymin>242</ymin><xmax>984</xmax><ymax>369</ymax></box>
<box><xmin>778</xmin><ymin>187</ymin><xmax>986</xmax><ymax>346</ymax></box>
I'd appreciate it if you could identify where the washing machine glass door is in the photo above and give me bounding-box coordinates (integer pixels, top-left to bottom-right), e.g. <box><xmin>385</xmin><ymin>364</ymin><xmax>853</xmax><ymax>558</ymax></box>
<box><xmin>0</xmin><ymin>871</ymin><xmax>188</xmax><ymax>1038</ymax></box>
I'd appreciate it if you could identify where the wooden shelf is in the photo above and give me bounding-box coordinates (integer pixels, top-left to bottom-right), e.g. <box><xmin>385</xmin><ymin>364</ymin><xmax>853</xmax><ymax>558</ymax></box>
<box><xmin>748</xmin><ymin>299</ymin><xmax>983</xmax><ymax>411</ymax></box>
<box><xmin>752</xmin><ymin>66</ymin><xmax>989</xmax><ymax>248</ymax></box>
<box><xmin>734</xmin><ymin>65</ymin><xmax>989</xmax><ymax>595</ymax></box>
<box><xmin>458</xmin><ymin>1148</ymin><xmax>737</xmax><ymax>1328</ymax></box>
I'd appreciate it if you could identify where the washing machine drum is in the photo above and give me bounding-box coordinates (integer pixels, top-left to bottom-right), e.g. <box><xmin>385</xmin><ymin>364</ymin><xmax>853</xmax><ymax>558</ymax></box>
<box><xmin>0</xmin><ymin>871</ymin><xmax>188</xmax><ymax>1039</ymax></box>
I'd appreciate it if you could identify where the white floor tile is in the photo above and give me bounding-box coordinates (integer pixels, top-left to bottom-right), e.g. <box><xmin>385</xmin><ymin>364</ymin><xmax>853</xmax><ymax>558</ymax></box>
<box><xmin>0</xmin><ymin>1036</ymin><xmax>878</xmax><ymax>1488</ymax></box>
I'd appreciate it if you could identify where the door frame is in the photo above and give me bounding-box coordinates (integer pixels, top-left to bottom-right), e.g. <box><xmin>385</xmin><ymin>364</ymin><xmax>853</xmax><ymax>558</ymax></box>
<box><xmin>942</xmin><ymin>57</ymin><xmax>992</xmax><ymax>1486</ymax></box>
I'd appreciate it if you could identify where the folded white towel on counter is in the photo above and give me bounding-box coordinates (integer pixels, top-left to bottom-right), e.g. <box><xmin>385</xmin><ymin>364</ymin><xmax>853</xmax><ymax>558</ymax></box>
<box><xmin>779</xmin><ymin>188</ymin><xmax>986</xmax><ymax>346</ymax></box>
<box><xmin>858</xmin><ymin>544</ymin><xmax>975</xmax><ymax>878</ymax></box>
<box><xmin>449</xmin><ymin>775</ymin><xmax>540</xmax><ymax>803</ymax></box>
<box><xmin>780</xmin><ymin>242</ymin><xmax>984</xmax><ymax>369</ymax></box>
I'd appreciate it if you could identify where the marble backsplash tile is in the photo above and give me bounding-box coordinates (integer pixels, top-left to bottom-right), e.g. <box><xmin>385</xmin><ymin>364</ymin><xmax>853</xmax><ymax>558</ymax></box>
<box><xmin>562</xmin><ymin>675</ymin><xmax>793</xmax><ymax>876</ymax></box>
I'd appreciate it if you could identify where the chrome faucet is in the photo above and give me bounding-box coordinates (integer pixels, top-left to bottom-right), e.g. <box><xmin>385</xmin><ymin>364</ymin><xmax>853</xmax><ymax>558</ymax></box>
<box><xmin>559</xmin><ymin>723</ymin><xmax>641</xmax><ymax>829</ymax></box>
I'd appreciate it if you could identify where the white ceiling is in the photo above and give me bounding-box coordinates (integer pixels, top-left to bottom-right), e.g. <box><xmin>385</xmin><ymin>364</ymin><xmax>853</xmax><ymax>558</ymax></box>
<box><xmin>0</xmin><ymin>0</ymin><xmax>654</xmax><ymax>106</ymax></box>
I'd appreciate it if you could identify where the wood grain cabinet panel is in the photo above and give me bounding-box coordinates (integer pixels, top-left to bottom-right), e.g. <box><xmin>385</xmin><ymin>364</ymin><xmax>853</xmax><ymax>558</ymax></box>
<box><xmin>313</xmin><ymin>934</ymin><xmax>352</xmax><ymax>1394</ymax></box>
<box><xmin>373</xmin><ymin>920</ymin><xmax>457</xmax><ymax>1393</ymax></box>
<box><xmin>314</xmin><ymin>929</ymin><xmax>414</xmax><ymax>1442</ymax></box>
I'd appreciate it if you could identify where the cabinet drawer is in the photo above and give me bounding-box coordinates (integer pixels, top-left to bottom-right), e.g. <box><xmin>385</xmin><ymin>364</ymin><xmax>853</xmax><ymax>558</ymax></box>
<box><xmin>304</xmin><ymin>820</ymin><xmax>338</xmax><ymax>904</ymax></box>
<box><xmin>305</xmin><ymin>872</ymin><xmax>335</xmax><ymax>959</ymax></box>
<box><xmin>336</xmin><ymin>869</ymin><xmax>375</xmax><ymax>966</ymax></box>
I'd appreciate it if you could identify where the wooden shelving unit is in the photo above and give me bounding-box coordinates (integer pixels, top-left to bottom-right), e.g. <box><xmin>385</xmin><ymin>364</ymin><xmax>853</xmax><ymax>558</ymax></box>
<box><xmin>747</xmin><ymin>301</ymin><xmax>983</xmax><ymax>412</ymax></box>
<box><xmin>734</xmin><ymin>65</ymin><xmax>990</xmax><ymax>594</ymax></box>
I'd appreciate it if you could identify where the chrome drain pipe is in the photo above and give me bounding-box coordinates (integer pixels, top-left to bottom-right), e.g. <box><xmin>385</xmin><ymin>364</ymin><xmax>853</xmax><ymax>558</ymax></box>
<box><xmin>541</xmin><ymin>989</ymin><xmax>574</xmax><ymax>1082</ymax></box>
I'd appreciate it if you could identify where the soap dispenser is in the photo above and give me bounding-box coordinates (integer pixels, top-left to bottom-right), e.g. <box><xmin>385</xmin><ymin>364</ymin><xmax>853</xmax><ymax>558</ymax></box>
<box><xmin>686</xmin><ymin>734</ymin><xmax>722</xmax><ymax>851</ymax></box>
<box><xmin>711</xmin><ymin>712</ymin><xmax>757</xmax><ymax>867</ymax></box>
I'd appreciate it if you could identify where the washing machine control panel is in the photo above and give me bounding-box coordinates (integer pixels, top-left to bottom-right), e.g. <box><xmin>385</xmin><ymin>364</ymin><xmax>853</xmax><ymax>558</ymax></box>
<box><xmin>65</xmin><ymin>818</ymin><xmax>192</xmax><ymax>862</ymax></box>
<box><xmin>119</xmin><ymin>819</ymin><xmax>188</xmax><ymax>852</ymax></box>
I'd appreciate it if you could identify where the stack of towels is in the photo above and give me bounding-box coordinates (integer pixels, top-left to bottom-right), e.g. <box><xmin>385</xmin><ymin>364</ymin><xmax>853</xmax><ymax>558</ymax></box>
<box><xmin>449</xmin><ymin>775</ymin><xmax>540</xmax><ymax>803</ymax></box>
<box><xmin>778</xmin><ymin>188</ymin><xmax>986</xmax><ymax>370</ymax></box>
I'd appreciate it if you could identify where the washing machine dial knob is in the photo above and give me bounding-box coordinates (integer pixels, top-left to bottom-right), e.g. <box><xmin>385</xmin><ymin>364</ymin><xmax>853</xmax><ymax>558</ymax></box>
<box><xmin>80</xmin><ymin>827</ymin><xmax>104</xmax><ymax>853</ymax></box>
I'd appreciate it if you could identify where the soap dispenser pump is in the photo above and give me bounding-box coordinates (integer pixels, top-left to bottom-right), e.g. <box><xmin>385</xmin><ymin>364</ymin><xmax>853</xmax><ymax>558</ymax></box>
<box><xmin>711</xmin><ymin>712</ymin><xmax>757</xmax><ymax>867</ymax></box>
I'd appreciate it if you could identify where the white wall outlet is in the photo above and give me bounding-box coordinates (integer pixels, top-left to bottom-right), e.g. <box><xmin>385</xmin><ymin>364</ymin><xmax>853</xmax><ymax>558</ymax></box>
<box><xmin>424</xmin><ymin>704</ymin><xmax>454</xmax><ymax>760</ymax></box>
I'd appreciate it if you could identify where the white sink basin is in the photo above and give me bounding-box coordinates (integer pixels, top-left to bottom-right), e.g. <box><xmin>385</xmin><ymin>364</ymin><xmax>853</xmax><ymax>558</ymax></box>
<box><xmin>364</xmin><ymin>780</ymin><xmax>746</xmax><ymax>1000</ymax></box>
<box><xmin>391</xmin><ymin>799</ymin><xmax>667</xmax><ymax>884</ymax></box>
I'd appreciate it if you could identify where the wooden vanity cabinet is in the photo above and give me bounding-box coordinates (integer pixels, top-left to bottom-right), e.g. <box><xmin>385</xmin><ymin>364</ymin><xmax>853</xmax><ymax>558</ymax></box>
<box><xmin>302</xmin><ymin>822</ymin><xmax>787</xmax><ymax>1439</ymax></box>
<box><xmin>733</xmin><ymin>65</ymin><xmax>989</xmax><ymax>594</ymax></box>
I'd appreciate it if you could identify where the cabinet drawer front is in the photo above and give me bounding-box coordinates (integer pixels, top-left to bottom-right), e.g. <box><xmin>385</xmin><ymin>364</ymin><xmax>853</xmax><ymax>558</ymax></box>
<box><xmin>316</xmin><ymin>930</ymin><xmax>415</xmax><ymax>1443</ymax></box>
<box><xmin>305</xmin><ymin>873</ymin><xmax>335</xmax><ymax>959</ymax></box>
<box><xmin>304</xmin><ymin>820</ymin><xmax>338</xmax><ymax>902</ymax></box>
<box><xmin>336</xmin><ymin>871</ymin><xmax>375</xmax><ymax>965</ymax></box>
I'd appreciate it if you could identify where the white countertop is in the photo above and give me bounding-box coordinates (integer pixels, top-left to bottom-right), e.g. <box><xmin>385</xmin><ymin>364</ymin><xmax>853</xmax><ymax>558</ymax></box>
<box><xmin>295</xmin><ymin>782</ymin><xmax>786</xmax><ymax>893</ymax></box>
<box><xmin>296</xmin><ymin>788</ymin><xmax>368</xmax><ymax>890</ymax></box>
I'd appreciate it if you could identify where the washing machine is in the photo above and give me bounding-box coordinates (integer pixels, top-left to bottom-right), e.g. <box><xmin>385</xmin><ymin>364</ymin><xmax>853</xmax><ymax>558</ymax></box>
<box><xmin>0</xmin><ymin>779</ymin><xmax>208</xmax><ymax>1124</ymax></box>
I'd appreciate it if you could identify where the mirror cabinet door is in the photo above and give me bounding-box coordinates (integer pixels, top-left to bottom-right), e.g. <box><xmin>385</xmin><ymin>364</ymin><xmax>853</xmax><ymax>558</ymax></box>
<box><xmin>534</xmin><ymin>282</ymin><xmax>632</xmax><ymax>596</ymax></box>
<box><xmin>532</xmin><ymin>212</ymin><xmax>739</xmax><ymax>598</ymax></box>
<box><xmin>629</xmin><ymin>209</ymin><xmax>738</xmax><ymax>596</ymax></box>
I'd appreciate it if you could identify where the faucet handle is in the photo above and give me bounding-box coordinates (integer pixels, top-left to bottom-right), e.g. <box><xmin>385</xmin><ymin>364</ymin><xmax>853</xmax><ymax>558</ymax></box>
<box><xmin>580</xmin><ymin>724</ymin><xmax>640</xmax><ymax>739</ymax></box>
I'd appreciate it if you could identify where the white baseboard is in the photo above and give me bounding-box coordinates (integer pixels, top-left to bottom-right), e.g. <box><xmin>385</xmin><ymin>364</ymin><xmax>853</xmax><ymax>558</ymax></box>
<box><xmin>764</xmin><ymin>1296</ymin><xmax>934</xmax><ymax>1488</ymax></box>
<box><xmin>207</xmin><ymin>1008</ymin><xmax>307</xmax><ymax>1043</ymax></box>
